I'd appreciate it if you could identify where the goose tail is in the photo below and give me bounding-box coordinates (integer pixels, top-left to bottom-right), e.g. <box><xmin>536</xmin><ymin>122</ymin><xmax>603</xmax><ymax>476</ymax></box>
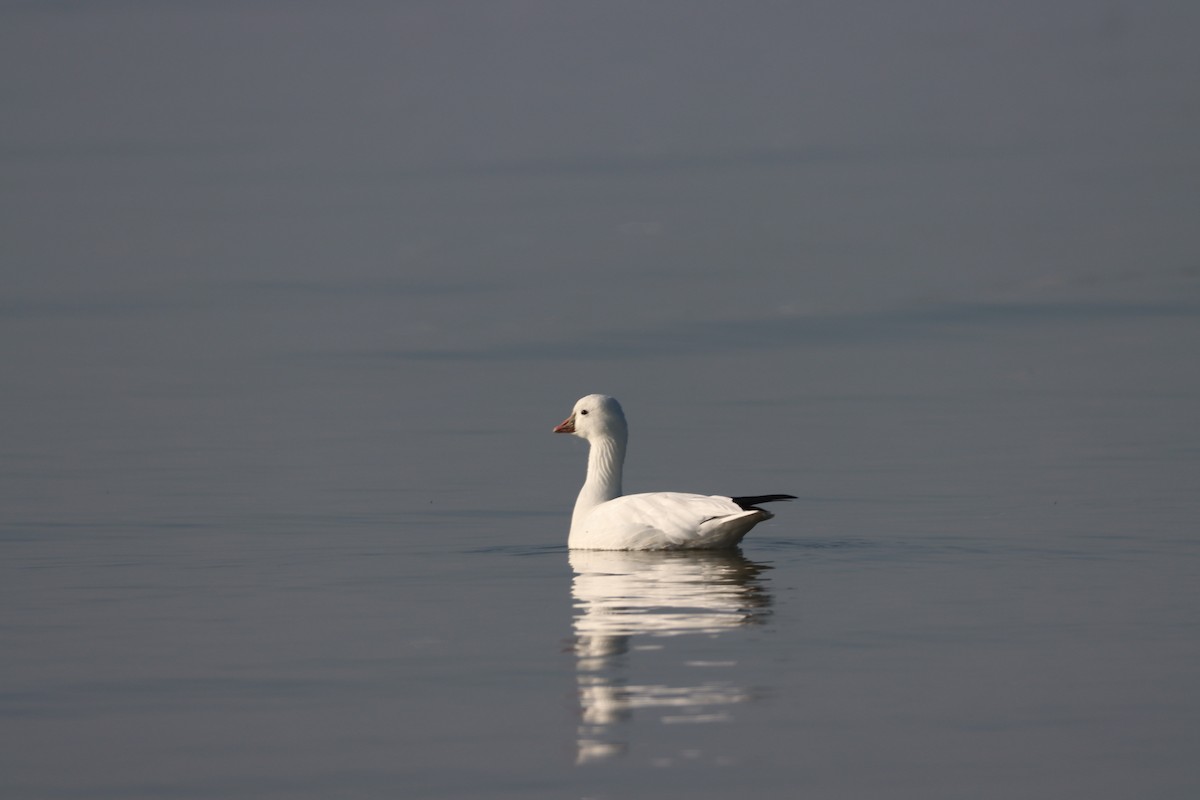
<box><xmin>731</xmin><ymin>494</ymin><xmax>797</xmax><ymax>512</ymax></box>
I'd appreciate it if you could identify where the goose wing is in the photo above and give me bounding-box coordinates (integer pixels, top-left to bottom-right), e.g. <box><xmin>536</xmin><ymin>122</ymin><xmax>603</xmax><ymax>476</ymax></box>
<box><xmin>572</xmin><ymin>492</ymin><xmax>772</xmax><ymax>551</ymax></box>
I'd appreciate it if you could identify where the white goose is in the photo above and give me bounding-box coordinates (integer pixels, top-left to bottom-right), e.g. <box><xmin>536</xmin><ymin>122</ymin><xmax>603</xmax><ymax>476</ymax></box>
<box><xmin>553</xmin><ymin>394</ymin><xmax>794</xmax><ymax>550</ymax></box>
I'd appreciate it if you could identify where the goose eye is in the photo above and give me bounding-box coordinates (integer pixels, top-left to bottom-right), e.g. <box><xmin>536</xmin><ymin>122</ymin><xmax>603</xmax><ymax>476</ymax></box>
<box><xmin>580</xmin><ymin>409</ymin><xmax>588</xmax><ymax>415</ymax></box>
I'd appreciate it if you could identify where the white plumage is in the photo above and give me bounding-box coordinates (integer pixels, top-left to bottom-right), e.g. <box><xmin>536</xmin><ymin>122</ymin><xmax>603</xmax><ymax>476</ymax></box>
<box><xmin>553</xmin><ymin>394</ymin><xmax>793</xmax><ymax>550</ymax></box>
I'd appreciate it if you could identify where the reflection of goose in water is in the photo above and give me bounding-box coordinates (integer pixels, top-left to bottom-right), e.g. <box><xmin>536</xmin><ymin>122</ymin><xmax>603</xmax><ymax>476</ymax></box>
<box><xmin>570</xmin><ymin>550</ymin><xmax>772</xmax><ymax>764</ymax></box>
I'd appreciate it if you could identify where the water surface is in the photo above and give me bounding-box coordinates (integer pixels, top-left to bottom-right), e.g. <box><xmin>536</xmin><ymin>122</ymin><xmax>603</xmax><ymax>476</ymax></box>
<box><xmin>3</xmin><ymin>3</ymin><xmax>1199</xmax><ymax>798</ymax></box>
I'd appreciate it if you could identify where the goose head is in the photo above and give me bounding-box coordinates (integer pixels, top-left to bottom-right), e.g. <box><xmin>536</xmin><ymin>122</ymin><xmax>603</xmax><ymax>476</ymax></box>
<box><xmin>553</xmin><ymin>394</ymin><xmax>628</xmax><ymax>443</ymax></box>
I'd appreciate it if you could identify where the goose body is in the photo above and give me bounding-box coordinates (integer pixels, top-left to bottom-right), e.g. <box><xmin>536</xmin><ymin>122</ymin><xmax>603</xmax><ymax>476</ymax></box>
<box><xmin>553</xmin><ymin>394</ymin><xmax>794</xmax><ymax>550</ymax></box>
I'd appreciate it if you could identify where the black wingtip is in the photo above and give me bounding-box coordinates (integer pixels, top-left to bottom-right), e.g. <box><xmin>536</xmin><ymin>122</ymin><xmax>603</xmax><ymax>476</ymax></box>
<box><xmin>731</xmin><ymin>494</ymin><xmax>797</xmax><ymax>510</ymax></box>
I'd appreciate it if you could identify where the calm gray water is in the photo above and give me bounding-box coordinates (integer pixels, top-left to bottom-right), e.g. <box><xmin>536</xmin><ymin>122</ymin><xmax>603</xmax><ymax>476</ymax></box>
<box><xmin>3</xmin><ymin>3</ymin><xmax>1199</xmax><ymax>798</ymax></box>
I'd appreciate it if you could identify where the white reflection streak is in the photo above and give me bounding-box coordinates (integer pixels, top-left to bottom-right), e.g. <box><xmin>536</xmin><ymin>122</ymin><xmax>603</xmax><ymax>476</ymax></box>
<box><xmin>569</xmin><ymin>550</ymin><xmax>771</xmax><ymax>764</ymax></box>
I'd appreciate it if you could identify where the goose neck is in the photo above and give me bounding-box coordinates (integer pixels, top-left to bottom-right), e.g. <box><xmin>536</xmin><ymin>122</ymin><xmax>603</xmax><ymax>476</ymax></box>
<box><xmin>584</xmin><ymin>434</ymin><xmax>624</xmax><ymax>501</ymax></box>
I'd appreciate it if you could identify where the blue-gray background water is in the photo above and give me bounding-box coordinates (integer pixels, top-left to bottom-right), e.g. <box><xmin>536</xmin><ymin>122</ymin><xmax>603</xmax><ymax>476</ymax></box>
<box><xmin>3</xmin><ymin>3</ymin><xmax>1198</xmax><ymax>798</ymax></box>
